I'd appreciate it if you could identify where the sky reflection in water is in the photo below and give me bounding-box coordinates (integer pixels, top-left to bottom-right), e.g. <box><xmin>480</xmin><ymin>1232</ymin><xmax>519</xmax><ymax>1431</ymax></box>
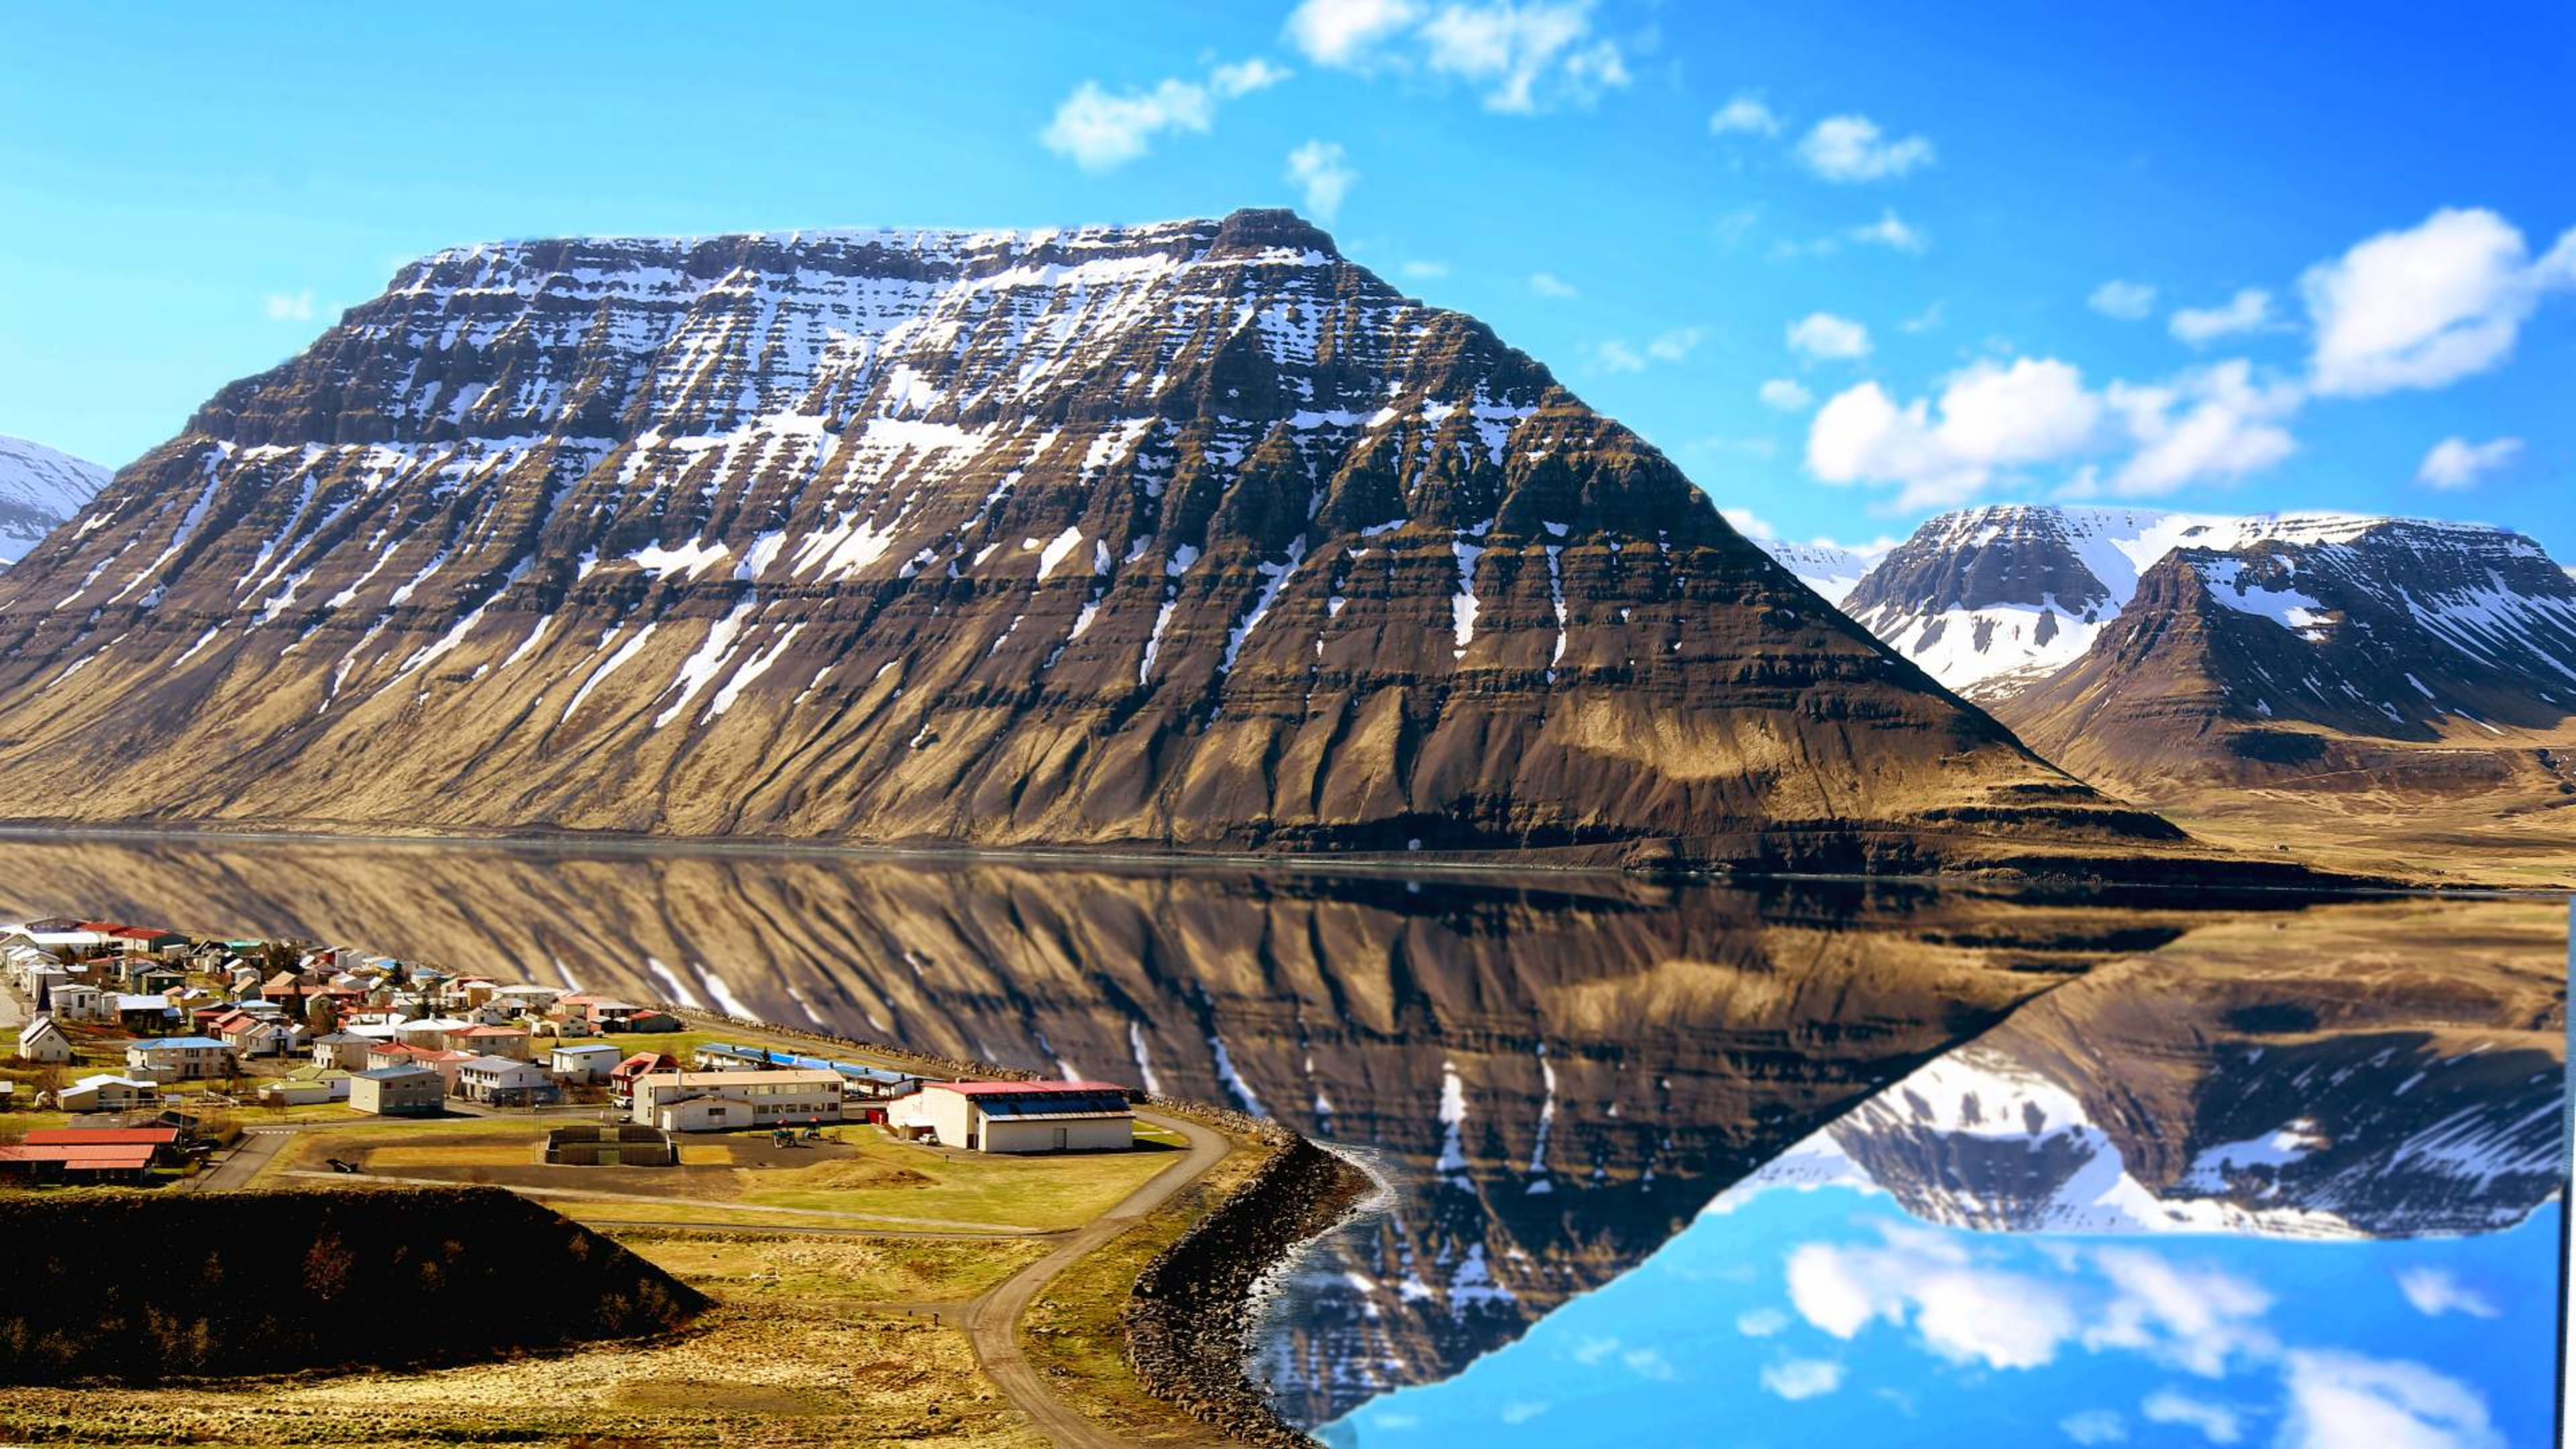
<box><xmin>1323</xmin><ymin>1182</ymin><xmax>2555</xmax><ymax>1448</ymax></box>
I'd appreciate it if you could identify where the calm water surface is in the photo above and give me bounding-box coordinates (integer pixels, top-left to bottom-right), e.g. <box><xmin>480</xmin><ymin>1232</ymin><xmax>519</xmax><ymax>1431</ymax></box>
<box><xmin>0</xmin><ymin>833</ymin><xmax>2560</xmax><ymax>1440</ymax></box>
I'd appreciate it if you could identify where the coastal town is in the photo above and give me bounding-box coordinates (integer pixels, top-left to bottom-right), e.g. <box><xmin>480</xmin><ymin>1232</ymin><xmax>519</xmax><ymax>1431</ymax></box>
<box><xmin>1</xmin><ymin>913</ymin><xmax>1148</xmax><ymax>1189</ymax></box>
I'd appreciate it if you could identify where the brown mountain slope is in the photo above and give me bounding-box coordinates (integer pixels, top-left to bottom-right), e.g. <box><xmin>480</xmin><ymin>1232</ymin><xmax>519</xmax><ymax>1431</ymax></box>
<box><xmin>0</xmin><ymin>211</ymin><xmax>2256</xmax><ymax>875</ymax></box>
<box><xmin>1996</xmin><ymin>532</ymin><xmax>2576</xmax><ymax>885</ymax></box>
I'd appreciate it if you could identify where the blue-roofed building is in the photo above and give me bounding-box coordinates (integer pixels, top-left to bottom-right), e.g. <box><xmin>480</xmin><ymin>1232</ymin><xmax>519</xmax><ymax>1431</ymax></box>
<box><xmin>125</xmin><ymin>1034</ymin><xmax>235</xmax><ymax>1081</ymax></box>
<box><xmin>692</xmin><ymin>1042</ymin><xmax>924</xmax><ymax>1099</ymax></box>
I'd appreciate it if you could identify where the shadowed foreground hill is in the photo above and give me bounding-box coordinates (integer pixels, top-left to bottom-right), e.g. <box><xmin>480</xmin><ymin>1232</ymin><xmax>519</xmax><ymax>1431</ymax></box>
<box><xmin>0</xmin><ymin>1186</ymin><xmax>706</xmax><ymax>1382</ymax></box>
<box><xmin>0</xmin><ymin>209</ymin><xmax>2261</xmax><ymax>878</ymax></box>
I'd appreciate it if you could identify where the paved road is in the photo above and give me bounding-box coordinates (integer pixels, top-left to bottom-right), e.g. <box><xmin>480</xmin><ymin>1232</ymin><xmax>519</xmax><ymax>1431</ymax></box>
<box><xmin>965</xmin><ymin>1108</ymin><xmax>1232</xmax><ymax>1449</ymax></box>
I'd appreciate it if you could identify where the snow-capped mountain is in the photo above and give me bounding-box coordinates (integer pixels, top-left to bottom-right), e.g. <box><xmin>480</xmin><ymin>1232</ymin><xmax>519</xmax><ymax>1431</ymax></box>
<box><xmin>1757</xmin><ymin>537</ymin><xmax>1888</xmax><ymax>604</ymax></box>
<box><xmin>0</xmin><ymin>211</ymin><xmax>2200</xmax><ymax>873</ymax></box>
<box><xmin>1731</xmin><ymin>914</ymin><xmax>2563</xmax><ymax>1240</ymax></box>
<box><xmin>1829</xmin><ymin>504</ymin><xmax>2571</xmax><ymax>702</ymax></box>
<box><xmin>0</xmin><ymin>434</ymin><xmax>109</xmax><ymax>566</ymax></box>
<box><xmin>1996</xmin><ymin>514</ymin><xmax>2576</xmax><ymax>804</ymax></box>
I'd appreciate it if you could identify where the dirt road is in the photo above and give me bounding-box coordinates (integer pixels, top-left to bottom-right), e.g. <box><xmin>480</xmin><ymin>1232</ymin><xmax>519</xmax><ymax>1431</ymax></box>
<box><xmin>965</xmin><ymin>1108</ymin><xmax>1232</xmax><ymax>1448</ymax></box>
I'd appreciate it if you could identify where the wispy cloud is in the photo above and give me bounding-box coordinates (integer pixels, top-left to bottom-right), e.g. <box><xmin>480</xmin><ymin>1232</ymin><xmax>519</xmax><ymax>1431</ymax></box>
<box><xmin>2395</xmin><ymin>1266</ymin><xmax>2504</xmax><ymax>1316</ymax></box>
<box><xmin>1285</xmin><ymin>0</ymin><xmax>1629</xmax><ymax>113</ymax></box>
<box><xmin>1761</xmin><ymin>1358</ymin><xmax>1845</xmax><ymax>1400</ymax></box>
<box><xmin>1040</xmin><ymin>58</ymin><xmax>1289</xmax><ymax>170</ymax></box>
<box><xmin>1796</xmin><ymin>114</ymin><xmax>1935</xmax><ymax>182</ymax></box>
<box><xmin>1529</xmin><ymin>270</ymin><xmax>1579</xmax><ymax>299</ymax></box>
<box><xmin>264</xmin><ymin>289</ymin><xmax>316</xmax><ymax>322</ymax></box>
<box><xmin>2142</xmin><ymin>1390</ymin><xmax>2243</xmax><ymax>1444</ymax></box>
<box><xmin>2089</xmin><ymin>279</ymin><xmax>2157</xmax><ymax>320</ymax></box>
<box><xmin>1285</xmin><ymin>140</ymin><xmax>1358</xmax><ymax>220</ymax></box>
<box><xmin>1787</xmin><ymin>311</ymin><xmax>1872</xmax><ymax>360</ymax></box>
<box><xmin>2169</xmin><ymin>286</ymin><xmax>2275</xmax><ymax>345</ymax></box>
<box><xmin>1709</xmin><ymin>93</ymin><xmax>1782</xmax><ymax>137</ymax></box>
<box><xmin>1759</xmin><ymin>378</ymin><xmax>1815</xmax><ymax>411</ymax></box>
<box><xmin>1399</xmin><ymin>259</ymin><xmax>1451</xmax><ymax>279</ymax></box>
<box><xmin>1848</xmin><ymin>209</ymin><xmax>1928</xmax><ymax>252</ymax></box>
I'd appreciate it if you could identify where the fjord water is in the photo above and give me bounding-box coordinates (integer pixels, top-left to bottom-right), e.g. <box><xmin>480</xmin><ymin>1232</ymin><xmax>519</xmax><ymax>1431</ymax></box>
<box><xmin>0</xmin><ymin>835</ymin><xmax>2559</xmax><ymax>1438</ymax></box>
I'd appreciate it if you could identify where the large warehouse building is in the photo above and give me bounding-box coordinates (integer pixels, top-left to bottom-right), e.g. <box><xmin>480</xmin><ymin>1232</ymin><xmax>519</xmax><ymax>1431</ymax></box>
<box><xmin>889</xmin><ymin>1080</ymin><xmax>1136</xmax><ymax>1153</ymax></box>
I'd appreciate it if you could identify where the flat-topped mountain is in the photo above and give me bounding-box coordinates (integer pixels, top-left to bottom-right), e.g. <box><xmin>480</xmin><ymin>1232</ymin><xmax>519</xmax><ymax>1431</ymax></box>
<box><xmin>0</xmin><ymin>434</ymin><xmax>108</xmax><ymax>567</ymax></box>
<box><xmin>0</xmin><ymin>211</ymin><xmax>2229</xmax><ymax>873</ymax></box>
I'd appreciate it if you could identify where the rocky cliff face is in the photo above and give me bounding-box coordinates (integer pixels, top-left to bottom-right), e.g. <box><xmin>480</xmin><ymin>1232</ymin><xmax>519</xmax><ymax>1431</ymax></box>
<box><xmin>0</xmin><ymin>211</ymin><xmax>2198</xmax><ymax>872</ymax></box>
<box><xmin>0</xmin><ymin>433</ymin><xmax>107</xmax><ymax>567</ymax></box>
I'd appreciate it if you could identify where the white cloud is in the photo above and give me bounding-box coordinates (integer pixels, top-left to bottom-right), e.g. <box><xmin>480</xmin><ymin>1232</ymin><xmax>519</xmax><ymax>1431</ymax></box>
<box><xmin>1529</xmin><ymin>270</ymin><xmax>1579</xmax><ymax>299</ymax></box>
<box><xmin>2394</xmin><ymin>1266</ymin><xmax>2504</xmax><ymax>1317</ymax></box>
<box><xmin>1291</xmin><ymin>0</ymin><xmax>1626</xmax><ymax>113</ymax></box>
<box><xmin>1285</xmin><ymin>140</ymin><xmax>1358</xmax><ymax>221</ymax></box>
<box><xmin>1285</xmin><ymin>0</ymin><xmax>1420</xmax><ymax>64</ymax></box>
<box><xmin>1593</xmin><ymin>339</ymin><xmax>1646</xmax><ymax>372</ymax></box>
<box><xmin>1898</xmin><ymin>299</ymin><xmax>1946</xmax><ymax>333</ymax></box>
<box><xmin>2089</xmin><ymin>280</ymin><xmax>2158</xmax><ymax>321</ymax></box>
<box><xmin>1848</xmin><ymin>209</ymin><xmax>1928</xmax><ymax>253</ymax></box>
<box><xmin>2082</xmin><ymin>1248</ymin><xmax>2278</xmax><ymax>1379</ymax></box>
<box><xmin>2060</xmin><ymin>1410</ymin><xmax>2129</xmax><ymax>1445</ymax></box>
<box><xmin>1040</xmin><ymin>59</ymin><xmax>1285</xmax><ymax>170</ymax></box>
<box><xmin>1760</xmin><ymin>378</ymin><xmax>1815</xmax><ymax>411</ymax></box>
<box><xmin>1399</xmin><ymin>259</ymin><xmax>1451</xmax><ymax>279</ymax></box>
<box><xmin>1785</xmin><ymin>1229</ymin><xmax>2081</xmax><ymax>1371</ymax></box>
<box><xmin>1710</xmin><ymin>93</ymin><xmax>1782</xmax><ymax>136</ymax></box>
<box><xmin>2277</xmin><ymin>1351</ymin><xmax>2502</xmax><ymax>1449</ymax></box>
<box><xmin>1796</xmin><ymin>114</ymin><xmax>1935</xmax><ymax>182</ymax></box>
<box><xmin>2170</xmin><ymin>287</ymin><xmax>2275</xmax><ymax>345</ymax></box>
<box><xmin>1787</xmin><ymin>311</ymin><xmax>1872</xmax><ymax>360</ymax></box>
<box><xmin>1499</xmin><ymin>1400</ymin><xmax>1549</xmax><ymax>1425</ymax></box>
<box><xmin>1421</xmin><ymin>1</ymin><xmax>1628</xmax><ymax>113</ymax></box>
<box><xmin>1212</xmin><ymin>58</ymin><xmax>1295</xmax><ymax>97</ymax></box>
<box><xmin>2099</xmin><ymin>360</ymin><xmax>2300</xmax><ymax>498</ymax></box>
<box><xmin>1568</xmin><ymin>1335</ymin><xmax>1620</xmax><ymax>1366</ymax></box>
<box><xmin>1647</xmin><ymin>327</ymin><xmax>1705</xmax><ymax>362</ymax></box>
<box><xmin>1735</xmin><ymin>1304</ymin><xmax>1790</xmax><ymax>1334</ymax></box>
<box><xmin>2142</xmin><ymin>1390</ymin><xmax>2243</xmax><ymax>1444</ymax></box>
<box><xmin>1807</xmin><ymin>356</ymin><xmax>2104</xmax><ymax>508</ymax></box>
<box><xmin>264</xmin><ymin>289</ymin><xmax>316</xmax><ymax>322</ymax></box>
<box><xmin>1761</xmin><ymin>1358</ymin><xmax>1845</xmax><ymax>1401</ymax></box>
<box><xmin>1619</xmin><ymin>1345</ymin><xmax>1678</xmax><ymax>1381</ymax></box>
<box><xmin>2304</xmin><ymin>207</ymin><xmax>2576</xmax><ymax>396</ymax></box>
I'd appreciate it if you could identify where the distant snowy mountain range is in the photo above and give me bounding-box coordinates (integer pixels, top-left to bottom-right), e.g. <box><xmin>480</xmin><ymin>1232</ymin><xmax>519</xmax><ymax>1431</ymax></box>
<box><xmin>0</xmin><ymin>434</ymin><xmax>109</xmax><ymax>567</ymax></box>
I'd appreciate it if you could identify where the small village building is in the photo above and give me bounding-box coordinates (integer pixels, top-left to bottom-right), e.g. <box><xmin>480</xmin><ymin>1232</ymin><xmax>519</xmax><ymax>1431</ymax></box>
<box><xmin>551</xmin><ymin>1043</ymin><xmax>621</xmax><ymax>1081</ymax></box>
<box><xmin>350</xmin><ymin>1065</ymin><xmax>445</xmax><ymax>1116</ymax></box>
<box><xmin>492</xmin><ymin>984</ymin><xmax>564</xmax><ymax>1016</ymax></box>
<box><xmin>309</xmin><ymin>1032</ymin><xmax>372</xmax><ymax>1070</ymax></box>
<box><xmin>888</xmin><ymin>1081</ymin><xmax>1135</xmax><ymax>1154</ymax></box>
<box><xmin>608</xmin><ymin>1052</ymin><xmax>680</xmax><ymax>1105</ymax></box>
<box><xmin>46</xmin><ymin>981</ymin><xmax>109</xmax><ymax>1024</ymax></box>
<box><xmin>113</xmin><ymin>994</ymin><xmax>181</xmax><ymax>1033</ymax></box>
<box><xmin>55</xmin><ymin>1074</ymin><xmax>159</xmax><ymax>1112</ymax></box>
<box><xmin>127</xmin><ymin>1036</ymin><xmax>234</xmax><ymax>1082</ymax></box>
<box><xmin>629</xmin><ymin>1069</ymin><xmax>844</xmax><ymax>1130</ymax></box>
<box><xmin>451</xmin><ymin>1024</ymin><xmax>532</xmax><ymax>1061</ymax></box>
<box><xmin>455</xmin><ymin>1055</ymin><xmax>559</xmax><ymax>1107</ymax></box>
<box><xmin>364</xmin><ymin>1043</ymin><xmax>477</xmax><ymax>1087</ymax></box>
<box><xmin>262</xmin><ymin>1067</ymin><xmax>352</xmax><ymax>1106</ymax></box>
<box><xmin>26</xmin><ymin>1127</ymin><xmax>185</xmax><ymax>1165</ymax></box>
<box><xmin>16</xmin><ymin>1016</ymin><xmax>75</xmax><ymax>1065</ymax></box>
<box><xmin>394</xmin><ymin>1016</ymin><xmax>475</xmax><ymax>1051</ymax></box>
<box><xmin>0</xmin><ymin>1142</ymin><xmax>157</xmax><ymax>1183</ymax></box>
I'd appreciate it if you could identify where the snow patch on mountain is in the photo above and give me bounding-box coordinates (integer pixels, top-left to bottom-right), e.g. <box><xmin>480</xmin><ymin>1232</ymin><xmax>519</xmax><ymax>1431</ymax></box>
<box><xmin>0</xmin><ymin>435</ymin><xmax>111</xmax><ymax>567</ymax></box>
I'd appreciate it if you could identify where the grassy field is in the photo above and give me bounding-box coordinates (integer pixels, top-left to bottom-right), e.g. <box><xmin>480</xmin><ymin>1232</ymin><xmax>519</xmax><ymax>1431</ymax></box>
<box><xmin>258</xmin><ymin>1118</ymin><xmax>1181</xmax><ymax>1232</ymax></box>
<box><xmin>1020</xmin><ymin>1132</ymin><xmax>1271</xmax><ymax>1444</ymax></box>
<box><xmin>614</xmin><ymin>1230</ymin><xmax>1053</xmax><ymax>1302</ymax></box>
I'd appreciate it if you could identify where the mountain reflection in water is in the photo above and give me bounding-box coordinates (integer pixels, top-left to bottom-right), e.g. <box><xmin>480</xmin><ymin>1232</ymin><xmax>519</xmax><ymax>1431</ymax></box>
<box><xmin>1318</xmin><ymin>899</ymin><xmax>2566</xmax><ymax>1446</ymax></box>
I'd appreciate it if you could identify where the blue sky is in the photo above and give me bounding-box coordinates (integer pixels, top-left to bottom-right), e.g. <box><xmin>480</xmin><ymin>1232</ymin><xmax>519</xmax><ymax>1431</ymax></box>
<box><xmin>1325</xmin><ymin>1187</ymin><xmax>2557</xmax><ymax>1448</ymax></box>
<box><xmin>4</xmin><ymin>2</ymin><xmax>2570</xmax><ymax>555</ymax></box>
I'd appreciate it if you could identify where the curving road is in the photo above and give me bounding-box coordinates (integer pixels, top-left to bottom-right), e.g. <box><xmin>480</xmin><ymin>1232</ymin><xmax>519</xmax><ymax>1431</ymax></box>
<box><xmin>967</xmin><ymin>1108</ymin><xmax>1232</xmax><ymax>1448</ymax></box>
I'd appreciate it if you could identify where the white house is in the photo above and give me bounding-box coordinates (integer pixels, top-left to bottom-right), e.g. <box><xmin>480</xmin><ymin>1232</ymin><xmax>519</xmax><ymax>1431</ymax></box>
<box><xmin>56</xmin><ymin>1074</ymin><xmax>159</xmax><ymax>1112</ymax></box>
<box><xmin>15</xmin><ymin>1016</ymin><xmax>74</xmax><ymax>1064</ymax></box>
<box><xmin>455</xmin><ymin>1055</ymin><xmax>559</xmax><ymax>1107</ymax></box>
<box><xmin>550</xmin><ymin>1043</ymin><xmax>621</xmax><ymax>1081</ymax></box>
<box><xmin>47</xmin><ymin>981</ymin><xmax>110</xmax><ymax>1024</ymax></box>
<box><xmin>630</xmin><ymin>1069</ymin><xmax>843</xmax><ymax>1130</ymax></box>
<box><xmin>310</xmin><ymin>1031</ymin><xmax>373</xmax><ymax>1071</ymax></box>
<box><xmin>888</xmin><ymin>1081</ymin><xmax>1134</xmax><ymax>1154</ymax></box>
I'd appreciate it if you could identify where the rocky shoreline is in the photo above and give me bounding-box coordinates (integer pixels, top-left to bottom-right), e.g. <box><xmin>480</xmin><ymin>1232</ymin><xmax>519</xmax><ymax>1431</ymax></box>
<box><xmin>1123</xmin><ymin>1135</ymin><xmax>1375</xmax><ymax>1446</ymax></box>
